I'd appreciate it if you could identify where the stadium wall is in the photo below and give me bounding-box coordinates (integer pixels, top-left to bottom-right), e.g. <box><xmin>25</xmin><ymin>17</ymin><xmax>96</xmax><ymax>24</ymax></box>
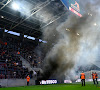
<box><xmin>0</xmin><ymin>79</ymin><xmax>35</xmax><ymax>87</ymax></box>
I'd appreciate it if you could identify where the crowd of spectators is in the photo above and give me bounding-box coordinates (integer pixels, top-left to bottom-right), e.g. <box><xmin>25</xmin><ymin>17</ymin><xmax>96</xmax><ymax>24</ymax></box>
<box><xmin>0</xmin><ymin>34</ymin><xmax>43</xmax><ymax>79</ymax></box>
<box><xmin>5</xmin><ymin>35</ymin><xmax>43</xmax><ymax>67</ymax></box>
<box><xmin>19</xmin><ymin>39</ymin><xmax>44</xmax><ymax>68</ymax></box>
<box><xmin>0</xmin><ymin>38</ymin><xmax>28</xmax><ymax>79</ymax></box>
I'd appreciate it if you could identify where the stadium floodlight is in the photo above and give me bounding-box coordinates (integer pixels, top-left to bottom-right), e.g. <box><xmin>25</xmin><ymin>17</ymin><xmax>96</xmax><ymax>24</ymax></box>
<box><xmin>39</xmin><ymin>39</ymin><xmax>42</xmax><ymax>42</ymax></box>
<box><xmin>5</xmin><ymin>29</ymin><xmax>8</xmax><ymax>32</ymax></box>
<box><xmin>12</xmin><ymin>2</ymin><xmax>19</xmax><ymax>10</ymax></box>
<box><xmin>27</xmin><ymin>36</ymin><xmax>35</xmax><ymax>40</ymax></box>
<box><xmin>42</xmin><ymin>41</ymin><xmax>47</xmax><ymax>43</ymax></box>
<box><xmin>7</xmin><ymin>31</ymin><xmax>20</xmax><ymax>36</ymax></box>
<box><xmin>24</xmin><ymin>35</ymin><xmax>28</xmax><ymax>38</ymax></box>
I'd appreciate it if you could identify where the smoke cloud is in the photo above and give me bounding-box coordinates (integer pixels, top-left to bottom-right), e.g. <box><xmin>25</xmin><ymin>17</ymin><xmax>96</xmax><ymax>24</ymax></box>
<box><xmin>41</xmin><ymin>0</ymin><xmax>100</xmax><ymax>81</ymax></box>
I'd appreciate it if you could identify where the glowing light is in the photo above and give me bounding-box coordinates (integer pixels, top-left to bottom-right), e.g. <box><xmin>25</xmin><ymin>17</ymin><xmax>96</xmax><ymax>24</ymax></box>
<box><xmin>77</xmin><ymin>33</ymin><xmax>80</xmax><ymax>36</ymax></box>
<box><xmin>94</xmin><ymin>23</ymin><xmax>97</xmax><ymax>26</ymax></box>
<box><xmin>24</xmin><ymin>35</ymin><xmax>27</xmax><ymax>38</ymax></box>
<box><xmin>1</xmin><ymin>16</ymin><xmax>4</xmax><ymax>18</ymax></box>
<box><xmin>88</xmin><ymin>13</ymin><xmax>92</xmax><ymax>16</ymax></box>
<box><xmin>90</xmin><ymin>14</ymin><xmax>92</xmax><ymax>16</ymax></box>
<box><xmin>66</xmin><ymin>28</ymin><xmax>70</xmax><ymax>31</ymax></box>
<box><xmin>7</xmin><ymin>31</ymin><xmax>20</xmax><ymax>36</ymax></box>
<box><xmin>27</xmin><ymin>36</ymin><xmax>35</xmax><ymax>40</ymax></box>
<box><xmin>42</xmin><ymin>41</ymin><xmax>47</xmax><ymax>43</ymax></box>
<box><xmin>12</xmin><ymin>2</ymin><xmax>19</xmax><ymax>10</ymax></box>
<box><xmin>5</xmin><ymin>29</ymin><xmax>8</xmax><ymax>32</ymax></box>
<box><xmin>39</xmin><ymin>39</ymin><xmax>42</xmax><ymax>42</ymax></box>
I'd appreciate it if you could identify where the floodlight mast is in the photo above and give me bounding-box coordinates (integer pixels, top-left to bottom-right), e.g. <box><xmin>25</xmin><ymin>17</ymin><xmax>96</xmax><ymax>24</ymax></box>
<box><xmin>0</xmin><ymin>0</ymin><xmax>12</xmax><ymax>10</ymax></box>
<box><xmin>10</xmin><ymin>0</ymin><xmax>51</xmax><ymax>30</ymax></box>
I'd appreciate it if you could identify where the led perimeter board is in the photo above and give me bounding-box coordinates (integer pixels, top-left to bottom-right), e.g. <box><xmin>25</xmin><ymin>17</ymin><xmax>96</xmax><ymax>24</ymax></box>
<box><xmin>61</xmin><ymin>0</ymin><xmax>82</xmax><ymax>17</ymax></box>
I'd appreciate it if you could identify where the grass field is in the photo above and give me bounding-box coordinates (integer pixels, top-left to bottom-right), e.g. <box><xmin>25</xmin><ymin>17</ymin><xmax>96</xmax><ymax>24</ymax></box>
<box><xmin>0</xmin><ymin>83</ymin><xmax>100</xmax><ymax>90</ymax></box>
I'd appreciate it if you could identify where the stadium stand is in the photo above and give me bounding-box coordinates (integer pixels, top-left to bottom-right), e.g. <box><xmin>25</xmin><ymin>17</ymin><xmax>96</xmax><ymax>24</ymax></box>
<box><xmin>0</xmin><ymin>33</ymin><xmax>43</xmax><ymax>79</ymax></box>
<box><xmin>0</xmin><ymin>37</ymin><xmax>29</xmax><ymax>79</ymax></box>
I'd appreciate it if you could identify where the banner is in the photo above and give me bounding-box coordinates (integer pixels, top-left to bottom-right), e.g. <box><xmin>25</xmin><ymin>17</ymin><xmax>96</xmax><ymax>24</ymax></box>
<box><xmin>61</xmin><ymin>0</ymin><xmax>82</xmax><ymax>17</ymax></box>
<box><xmin>40</xmin><ymin>80</ymin><xmax>57</xmax><ymax>84</ymax></box>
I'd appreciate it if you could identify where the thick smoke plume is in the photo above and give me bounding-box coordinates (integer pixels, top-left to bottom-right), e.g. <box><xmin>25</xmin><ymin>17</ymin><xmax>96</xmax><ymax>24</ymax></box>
<box><xmin>40</xmin><ymin>0</ymin><xmax>100</xmax><ymax>81</ymax></box>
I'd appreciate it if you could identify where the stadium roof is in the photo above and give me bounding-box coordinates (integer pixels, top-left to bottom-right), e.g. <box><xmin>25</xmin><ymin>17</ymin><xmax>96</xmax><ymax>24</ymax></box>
<box><xmin>0</xmin><ymin>0</ymin><xmax>65</xmax><ymax>38</ymax></box>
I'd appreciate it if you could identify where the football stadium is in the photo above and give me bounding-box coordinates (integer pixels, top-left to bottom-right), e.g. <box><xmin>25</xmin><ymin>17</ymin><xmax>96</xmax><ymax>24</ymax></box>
<box><xmin>0</xmin><ymin>0</ymin><xmax>100</xmax><ymax>89</ymax></box>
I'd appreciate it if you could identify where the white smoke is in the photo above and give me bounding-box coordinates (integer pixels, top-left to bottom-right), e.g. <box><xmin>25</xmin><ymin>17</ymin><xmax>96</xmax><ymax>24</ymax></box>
<box><xmin>35</xmin><ymin>10</ymin><xmax>53</xmax><ymax>23</ymax></box>
<box><xmin>41</xmin><ymin>0</ymin><xmax>100</xmax><ymax>80</ymax></box>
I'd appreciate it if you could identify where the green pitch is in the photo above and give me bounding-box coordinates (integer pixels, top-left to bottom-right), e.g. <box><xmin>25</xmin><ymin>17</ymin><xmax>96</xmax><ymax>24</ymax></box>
<box><xmin>0</xmin><ymin>83</ymin><xmax>100</xmax><ymax>90</ymax></box>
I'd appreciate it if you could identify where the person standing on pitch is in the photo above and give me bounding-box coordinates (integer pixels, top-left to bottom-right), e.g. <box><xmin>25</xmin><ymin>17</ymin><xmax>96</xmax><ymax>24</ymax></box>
<box><xmin>92</xmin><ymin>72</ymin><xmax>95</xmax><ymax>85</ymax></box>
<box><xmin>80</xmin><ymin>71</ymin><xmax>85</xmax><ymax>86</ymax></box>
<box><xmin>26</xmin><ymin>75</ymin><xmax>30</xmax><ymax>86</ymax></box>
<box><xmin>95</xmin><ymin>72</ymin><xmax>98</xmax><ymax>84</ymax></box>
